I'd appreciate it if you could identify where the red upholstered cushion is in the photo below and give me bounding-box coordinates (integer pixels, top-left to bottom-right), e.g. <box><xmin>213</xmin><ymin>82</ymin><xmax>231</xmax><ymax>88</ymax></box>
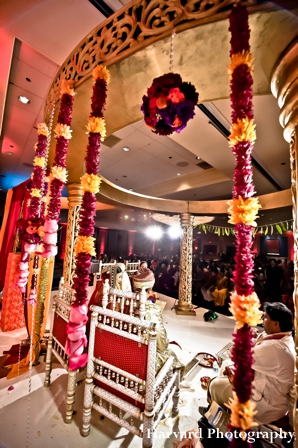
<box><xmin>94</xmin><ymin>328</ymin><xmax>148</xmax><ymax>379</ymax></box>
<box><xmin>53</xmin><ymin>314</ymin><xmax>68</xmax><ymax>347</ymax></box>
<box><xmin>93</xmin><ymin>327</ymin><xmax>148</xmax><ymax>411</ymax></box>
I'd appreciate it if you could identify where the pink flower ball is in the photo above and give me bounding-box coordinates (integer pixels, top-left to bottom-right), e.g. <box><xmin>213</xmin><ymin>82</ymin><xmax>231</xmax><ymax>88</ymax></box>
<box><xmin>24</xmin><ymin>243</ymin><xmax>36</xmax><ymax>253</ymax></box>
<box><xmin>43</xmin><ymin>219</ymin><xmax>58</xmax><ymax>233</ymax></box>
<box><xmin>43</xmin><ymin>232</ymin><xmax>57</xmax><ymax>245</ymax></box>
<box><xmin>19</xmin><ymin>262</ymin><xmax>29</xmax><ymax>271</ymax></box>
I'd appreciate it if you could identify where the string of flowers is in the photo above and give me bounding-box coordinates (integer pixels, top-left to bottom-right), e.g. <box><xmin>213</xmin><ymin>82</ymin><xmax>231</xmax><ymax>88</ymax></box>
<box><xmin>15</xmin><ymin>124</ymin><xmax>49</xmax><ymax>304</ymax></box>
<box><xmin>40</xmin><ymin>80</ymin><xmax>75</xmax><ymax>259</ymax></box>
<box><xmin>65</xmin><ymin>65</ymin><xmax>110</xmax><ymax>371</ymax></box>
<box><xmin>226</xmin><ymin>4</ymin><xmax>263</xmax><ymax>446</ymax></box>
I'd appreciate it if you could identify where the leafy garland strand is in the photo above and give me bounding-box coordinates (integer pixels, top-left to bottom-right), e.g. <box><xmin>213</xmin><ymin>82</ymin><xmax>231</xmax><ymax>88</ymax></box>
<box><xmin>197</xmin><ymin>219</ymin><xmax>293</xmax><ymax>236</ymax></box>
<box><xmin>65</xmin><ymin>65</ymin><xmax>110</xmax><ymax>371</ymax></box>
<box><xmin>227</xmin><ymin>4</ymin><xmax>263</xmax><ymax>445</ymax></box>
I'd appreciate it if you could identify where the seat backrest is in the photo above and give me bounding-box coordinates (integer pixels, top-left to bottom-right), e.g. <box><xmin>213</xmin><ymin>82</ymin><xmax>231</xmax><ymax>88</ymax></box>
<box><xmin>87</xmin><ymin>280</ymin><xmax>157</xmax><ymax>410</ymax></box>
<box><xmin>50</xmin><ymin>277</ymin><xmax>76</xmax><ymax>366</ymax></box>
<box><xmin>125</xmin><ymin>260</ymin><xmax>140</xmax><ymax>277</ymax></box>
<box><xmin>92</xmin><ymin>261</ymin><xmax>116</xmax><ymax>288</ymax></box>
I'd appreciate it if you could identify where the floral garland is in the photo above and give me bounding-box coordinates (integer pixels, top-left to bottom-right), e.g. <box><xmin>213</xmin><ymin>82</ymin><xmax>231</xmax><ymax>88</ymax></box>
<box><xmin>141</xmin><ymin>73</ymin><xmax>198</xmax><ymax>136</ymax></box>
<box><xmin>41</xmin><ymin>80</ymin><xmax>75</xmax><ymax>259</ymax></box>
<box><xmin>227</xmin><ymin>4</ymin><xmax>263</xmax><ymax>445</ymax></box>
<box><xmin>65</xmin><ymin>65</ymin><xmax>109</xmax><ymax>371</ymax></box>
<box><xmin>15</xmin><ymin>124</ymin><xmax>49</xmax><ymax>303</ymax></box>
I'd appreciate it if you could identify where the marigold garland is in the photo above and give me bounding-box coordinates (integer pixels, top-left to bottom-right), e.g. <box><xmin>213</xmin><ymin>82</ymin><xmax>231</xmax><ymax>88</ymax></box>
<box><xmin>50</xmin><ymin>166</ymin><xmax>68</xmax><ymax>183</ymax></box>
<box><xmin>228</xmin><ymin>394</ymin><xmax>257</xmax><ymax>432</ymax></box>
<box><xmin>81</xmin><ymin>173</ymin><xmax>101</xmax><ymax>194</ymax></box>
<box><xmin>229</xmin><ymin>291</ymin><xmax>263</xmax><ymax>328</ymax></box>
<box><xmin>37</xmin><ymin>123</ymin><xmax>49</xmax><ymax>137</ymax></box>
<box><xmin>54</xmin><ymin>123</ymin><xmax>72</xmax><ymax>139</ymax></box>
<box><xmin>86</xmin><ymin>116</ymin><xmax>106</xmax><ymax>138</ymax></box>
<box><xmin>227</xmin><ymin>4</ymin><xmax>262</xmax><ymax>445</ymax></box>
<box><xmin>67</xmin><ymin>65</ymin><xmax>109</xmax><ymax>371</ymax></box>
<box><xmin>227</xmin><ymin>196</ymin><xmax>260</xmax><ymax>227</ymax></box>
<box><xmin>93</xmin><ymin>65</ymin><xmax>111</xmax><ymax>83</ymax></box>
<box><xmin>30</xmin><ymin>188</ymin><xmax>42</xmax><ymax>198</ymax></box>
<box><xmin>60</xmin><ymin>79</ymin><xmax>76</xmax><ymax>96</ymax></box>
<box><xmin>74</xmin><ymin>236</ymin><xmax>96</xmax><ymax>256</ymax></box>
<box><xmin>33</xmin><ymin>157</ymin><xmax>46</xmax><ymax>168</ymax></box>
<box><xmin>229</xmin><ymin>118</ymin><xmax>256</xmax><ymax>147</ymax></box>
<box><xmin>228</xmin><ymin>50</ymin><xmax>253</xmax><ymax>78</ymax></box>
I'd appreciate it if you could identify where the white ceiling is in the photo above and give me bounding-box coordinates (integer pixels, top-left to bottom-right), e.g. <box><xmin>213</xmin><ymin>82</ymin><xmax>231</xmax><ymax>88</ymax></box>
<box><xmin>0</xmin><ymin>0</ymin><xmax>293</xmax><ymax>215</ymax></box>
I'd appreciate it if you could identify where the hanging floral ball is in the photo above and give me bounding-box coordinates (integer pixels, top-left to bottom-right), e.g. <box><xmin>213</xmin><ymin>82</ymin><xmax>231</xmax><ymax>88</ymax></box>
<box><xmin>141</xmin><ymin>73</ymin><xmax>199</xmax><ymax>136</ymax></box>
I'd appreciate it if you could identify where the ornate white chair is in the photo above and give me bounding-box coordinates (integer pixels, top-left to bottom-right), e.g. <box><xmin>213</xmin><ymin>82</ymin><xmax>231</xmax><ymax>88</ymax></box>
<box><xmin>92</xmin><ymin>260</ymin><xmax>116</xmax><ymax>290</ymax></box>
<box><xmin>125</xmin><ymin>260</ymin><xmax>140</xmax><ymax>277</ymax></box>
<box><xmin>44</xmin><ymin>277</ymin><xmax>79</xmax><ymax>423</ymax></box>
<box><xmin>81</xmin><ymin>279</ymin><xmax>180</xmax><ymax>447</ymax></box>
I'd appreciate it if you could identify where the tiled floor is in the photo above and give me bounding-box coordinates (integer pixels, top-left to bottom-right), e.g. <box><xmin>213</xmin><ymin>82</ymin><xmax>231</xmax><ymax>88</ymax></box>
<box><xmin>0</xmin><ymin>294</ymin><xmax>235</xmax><ymax>448</ymax></box>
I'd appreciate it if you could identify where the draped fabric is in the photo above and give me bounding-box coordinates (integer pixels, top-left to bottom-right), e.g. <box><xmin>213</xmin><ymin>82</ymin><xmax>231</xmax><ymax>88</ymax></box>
<box><xmin>0</xmin><ymin>180</ymin><xmax>29</xmax><ymax>291</ymax></box>
<box><xmin>6</xmin><ymin>255</ymin><xmax>55</xmax><ymax>379</ymax></box>
<box><xmin>0</xmin><ymin>253</ymin><xmax>26</xmax><ymax>331</ymax></box>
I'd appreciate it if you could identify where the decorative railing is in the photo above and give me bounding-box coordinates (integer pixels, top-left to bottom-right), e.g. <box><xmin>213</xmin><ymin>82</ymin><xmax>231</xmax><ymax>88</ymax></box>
<box><xmin>45</xmin><ymin>0</ymin><xmax>277</xmax><ymax>118</ymax></box>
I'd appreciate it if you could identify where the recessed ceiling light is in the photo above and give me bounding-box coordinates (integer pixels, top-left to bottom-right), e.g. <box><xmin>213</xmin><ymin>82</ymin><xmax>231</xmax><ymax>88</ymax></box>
<box><xmin>123</xmin><ymin>175</ymin><xmax>127</xmax><ymax>178</ymax></box>
<box><xmin>124</xmin><ymin>215</ymin><xmax>129</xmax><ymax>219</ymax></box>
<box><xmin>122</xmin><ymin>146</ymin><xmax>130</xmax><ymax>152</ymax></box>
<box><xmin>281</xmin><ymin>162</ymin><xmax>286</xmax><ymax>165</ymax></box>
<box><xmin>6</xmin><ymin>151</ymin><xmax>14</xmax><ymax>156</ymax></box>
<box><xmin>26</xmin><ymin>77</ymin><xmax>31</xmax><ymax>82</ymax></box>
<box><xmin>169</xmin><ymin>156</ymin><xmax>172</xmax><ymax>159</ymax></box>
<box><xmin>18</xmin><ymin>95</ymin><xmax>30</xmax><ymax>104</ymax></box>
<box><xmin>196</xmin><ymin>156</ymin><xmax>201</xmax><ymax>160</ymax></box>
<box><xmin>177</xmin><ymin>173</ymin><xmax>181</xmax><ymax>176</ymax></box>
<box><xmin>115</xmin><ymin>179</ymin><xmax>118</xmax><ymax>181</ymax></box>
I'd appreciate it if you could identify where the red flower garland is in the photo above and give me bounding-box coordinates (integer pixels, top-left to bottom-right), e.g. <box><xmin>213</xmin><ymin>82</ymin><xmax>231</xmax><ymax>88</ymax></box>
<box><xmin>228</xmin><ymin>4</ymin><xmax>262</xmax><ymax>446</ymax></box>
<box><xmin>42</xmin><ymin>81</ymin><xmax>75</xmax><ymax>259</ymax></box>
<box><xmin>66</xmin><ymin>65</ymin><xmax>110</xmax><ymax>371</ymax></box>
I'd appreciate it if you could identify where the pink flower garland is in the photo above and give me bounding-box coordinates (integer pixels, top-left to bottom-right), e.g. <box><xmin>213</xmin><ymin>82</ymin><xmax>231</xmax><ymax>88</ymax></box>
<box><xmin>42</xmin><ymin>81</ymin><xmax>75</xmax><ymax>259</ymax></box>
<box><xmin>66</xmin><ymin>65</ymin><xmax>110</xmax><ymax>371</ymax></box>
<box><xmin>228</xmin><ymin>4</ymin><xmax>261</xmax><ymax>446</ymax></box>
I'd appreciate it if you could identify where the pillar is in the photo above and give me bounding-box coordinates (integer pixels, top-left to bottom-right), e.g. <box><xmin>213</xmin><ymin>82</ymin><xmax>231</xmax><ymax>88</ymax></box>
<box><xmin>271</xmin><ymin>37</ymin><xmax>298</xmax><ymax>443</ymax></box>
<box><xmin>62</xmin><ymin>183</ymin><xmax>84</xmax><ymax>285</ymax></box>
<box><xmin>175</xmin><ymin>213</ymin><xmax>196</xmax><ymax>316</ymax></box>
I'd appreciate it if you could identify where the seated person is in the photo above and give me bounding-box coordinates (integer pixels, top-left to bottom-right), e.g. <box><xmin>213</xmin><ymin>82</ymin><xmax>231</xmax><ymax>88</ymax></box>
<box><xmin>202</xmin><ymin>302</ymin><xmax>295</xmax><ymax>426</ymax></box>
<box><xmin>133</xmin><ymin>268</ymin><xmax>184</xmax><ymax>375</ymax></box>
<box><xmin>116</xmin><ymin>262</ymin><xmax>132</xmax><ymax>292</ymax></box>
<box><xmin>212</xmin><ymin>268</ymin><xmax>228</xmax><ymax>307</ymax></box>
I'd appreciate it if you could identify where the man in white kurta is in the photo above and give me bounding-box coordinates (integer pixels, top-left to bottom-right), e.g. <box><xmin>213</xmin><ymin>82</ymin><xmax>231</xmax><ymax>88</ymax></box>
<box><xmin>207</xmin><ymin>302</ymin><xmax>295</xmax><ymax>424</ymax></box>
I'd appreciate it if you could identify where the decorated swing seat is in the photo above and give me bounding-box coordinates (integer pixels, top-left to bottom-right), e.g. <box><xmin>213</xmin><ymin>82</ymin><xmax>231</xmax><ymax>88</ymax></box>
<box><xmin>81</xmin><ymin>281</ymin><xmax>180</xmax><ymax>448</ymax></box>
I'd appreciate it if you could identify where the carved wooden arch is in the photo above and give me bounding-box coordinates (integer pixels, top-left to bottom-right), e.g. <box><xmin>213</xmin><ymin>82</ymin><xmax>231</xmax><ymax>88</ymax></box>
<box><xmin>45</xmin><ymin>0</ymin><xmax>282</xmax><ymax>119</ymax></box>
